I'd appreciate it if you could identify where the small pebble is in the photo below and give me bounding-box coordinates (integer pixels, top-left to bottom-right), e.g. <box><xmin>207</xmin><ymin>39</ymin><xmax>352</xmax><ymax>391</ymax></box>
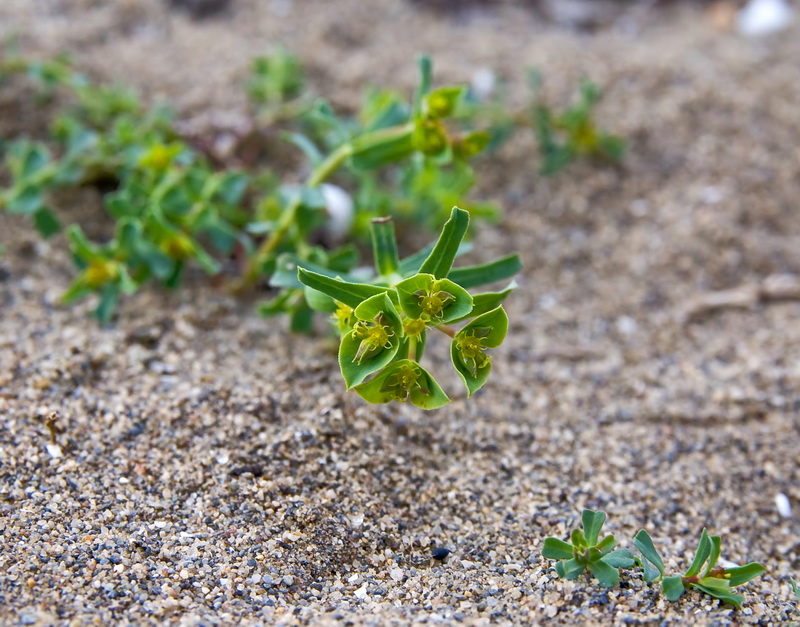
<box><xmin>431</xmin><ymin>547</ymin><xmax>451</xmax><ymax>561</ymax></box>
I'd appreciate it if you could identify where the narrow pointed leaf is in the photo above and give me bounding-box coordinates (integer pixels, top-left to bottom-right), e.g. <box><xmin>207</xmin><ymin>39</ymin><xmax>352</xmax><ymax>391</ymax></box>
<box><xmin>298</xmin><ymin>267</ymin><xmax>388</xmax><ymax>309</ymax></box>
<box><xmin>596</xmin><ymin>534</ymin><xmax>617</xmax><ymax>554</ymax></box>
<box><xmin>582</xmin><ymin>510</ymin><xmax>606</xmax><ymax>547</ymax></box>
<box><xmin>702</xmin><ymin>535</ymin><xmax>722</xmax><ymax>577</ymax></box>
<box><xmin>370</xmin><ymin>217</ymin><xmax>400</xmax><ymax>277</ymax></box>
<box><xmin>418</xmin><ymin>206</ymin><xmax>470</xmax><ymax>279</ymax></box>
<box><xmin>451</xmin><ymin>281</ymin><xmax>516</xmax><ymax>323</ymax></box>
<box><xmin>588</xmin><ymin>559</ymin><xmax>620</xmax><ymax>588</ymax></box>
<box><xmin>542</xmin><ymin>538</ymin><xmax>574</xmax><ymax>561</ymax></box>
<box><xmin>447</xmin><ymin>254</ymin><xmax>522</xmax><ymax>289</ymax></box>
<box><xmin>685</xmin><ymin>529</ymin><xmax>711</xmax><ymax>578</ymax></box>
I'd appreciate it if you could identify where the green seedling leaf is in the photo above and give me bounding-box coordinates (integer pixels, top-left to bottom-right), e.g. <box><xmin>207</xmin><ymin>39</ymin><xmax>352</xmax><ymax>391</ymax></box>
<box><xmin>596</xmin><ymin>534</ymin><xmax>617</xmax><ymax>555</ymax></box>
<box><xmin>582</xmin><ymin>510</ymin><xmax>606</xmax><ymax>546</ymax></box>
<box><xmin>685</xmin><ymin>529</ymin><xmax>711</xmax><ymax>578</ymax></box>
<box><xmin>33</xmin><ymin>207</ymin><xmax>61</xmax><ymax>237</ymax></box>
<box><xmin>282</xmin><ymin>132</ymin><xmax>324</xmax><ymax>167</ymax></box>
<box><xmin>633</xmin><ymin>529</ymin><xmax>665</xmax><ymax>583</ymax></box>
<box><xmin>7</xmin><ymin>186</ymin><xmax>45</xmax><ymax>215</ymax></box>
<box><xmin>395</xmin><ymin>274</ymin><xmax>473</xmax><ymax>324</ymax></box>
<box><xmin>413</xmin><ymin>54</ymin><xmax>433</xmax><ymax>117</ymax></box>
<box><xmin>419</xmin><ymin>206</ymin><xmax>470</xmax><ymax>279</ymax></box>
<box><xmin>446</xmin><ymin>253</ymin><xmax>522</xmax><ymax>289</ymax></box>
<box><xmin>353</xmin><ymin>359</ymin><xmax>450</xmax><ymax>409</ymax></box>
<box><xmin>662</xmin><ymin>576</ymin><xmax>685</xmax><ymax>602</ymax></box>
<box><xmin>726</xmin><ymin>563</ymin><xmax>766</xmax><ymax>587</ymax></box>
<box><xmin>692</xmin><ymin>577</ymin><xmax>743</xmax><ymax>608</ymax></box>
<box><xmin>589</xmin><ymin>559</ymin><xmax>621</xmax><ymax>589</ymax></box>
<box><xmin>542</xmin><ymin>538</ymin><xmax>574</xmax><ymax>561</ymax></box>
<box><xmin>348</xmin><ymin>124</ymin><xmax>415</xmax><ymax>171</ymax></box>
<box><xmin>601</xmin><ymin>549</ymin><xmax>635</xmax><ymax>569</ymax></box>
<box><xmin>451</xmin><ymin>305</ymin><xmax>508</xmax><ymax>396</ymax></box>
<box><xmin>339</xmin><ymin>293</ymin><xmax>402</xmax><ymax>388</ymax></box>
<box><xmin>789</xmin><ymin>577</ymin><xmax>798</xmax><ymax>602</ymax></box>
<box><xmin>555</xmin><ymin>558</ymin><xmax>584</xmax><ymax>581</ymax></box>
<box><xmin>298</xmin><ymin>267</ymin><xmax>388</xmax><ymax>309</ymax></box>
<box><xmin>702</xmin><ymin>535</ymin><xmax>722</xmax><ymax>577</ymax></box>
<box><xmin>95</xmin><ymin>282</ymin><xmax>120</xmax><ymax>323</ymax></box>
<box><xmin>371</xmin><ymin>217</ymin><xmax>400</xmax><ymax>277</ymax></box>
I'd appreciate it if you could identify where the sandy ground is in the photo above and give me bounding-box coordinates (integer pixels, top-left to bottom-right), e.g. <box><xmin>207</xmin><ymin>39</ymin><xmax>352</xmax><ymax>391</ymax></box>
<box><xmin>1</xmin><ymin>0</ymin><xmax>800</xmax><ymax>625</ymax></box>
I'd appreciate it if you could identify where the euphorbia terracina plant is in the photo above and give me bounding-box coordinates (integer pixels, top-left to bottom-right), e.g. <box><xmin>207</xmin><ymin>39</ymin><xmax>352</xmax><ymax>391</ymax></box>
<box><xmin>296</xmin><ymin>206</ymin><xmax>520</xmax><ymax>408</ymax></box>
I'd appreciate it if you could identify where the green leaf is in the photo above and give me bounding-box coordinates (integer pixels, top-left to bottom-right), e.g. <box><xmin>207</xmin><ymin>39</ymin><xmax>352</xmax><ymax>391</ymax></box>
<box><xmin>451</xmin><ymin>306</ymin><xmax>508</xmax><ymax>397</ymax></box>
<box><xmin>693</xmin><ymin>577</ymin><xmax>744</xmax><ymax>608</ymax></box>
<box><xmin>418</xmin><ymin>206</ymin><xmax>470</xmax><ymax>279</ymax></box>
<box><xmin>348</xmin><ymin>125</ymin><xmax>415</xmax><ymax>171</ymax></box>
<box><xmin>601</xmin><ymin>549</ymin><xmax>634</xmax><ymax>569</ymax></box>
<box><xmin>789</xmin><ymin>577</ymin><xmax>799</xmax><ymax>602</ymax></box>
<box><xmin>413</xmin><ymin>54</ymin><xmax>433</xmax><ymax>117</ymax></box>
<box><xmin>582</xmin><ymin>510</ymin><xmax>606</xmax><ymax>546</ymax></box>
<box><xmin>589</xmin><ymin>559</ymin><xmax>620</xmax><ymax>588</ymax></box>
<box><xmin>633</xmin><ymin>529</ymin><xmax>665</xmax><ymax>581</ymax></box>
<box><xmin>446</xmin><ymin>254</ymin><xmax>522</xmax><ymax>289</ymax></box>
<box><xmin>338</xmin><ymin>293</ymin><xmax>402</xmax><ymax>388</ymax></box>
<box><xmin>353</xmin><ymin>360</ymin><xmax>450</xmax><ymax>409</ymax></box>
<box><xmin>33</xmin><ymin>207</ymin><xmax>61</xmax><ymax>237</ymax></box>
<box><xmin>282</xmin><ymin>132</ymin><xmax>323</xmax><ymax>167</ymax></box>
<box><xmin>556</xmin><ymin>558</ymin><xmax>585</xmax><ymax>581</ymax></box>
<box><xmin>685</xmin><ymin>529</ymin><xmax>711</xmax><ymax>578</ymax></box>
<box><xmin>596</xmin><ymin>535</ymin><xmax>617</xmax><ymax>555</ymax></box>
<box><xmin>94</xmin><ymin>282</ymin><xmax>120</xmax><ymax>323</ymax></box>
<box><xmin>662</xmin><ymin>576</ymin><xmax>685</xmax><ymax>602</ymax></box>
<box><xmin>370</xmin><ymin>217</ymin><xmax>400</xmax><ymax>277</ymax></box>
<box><xmin>66</xmin><ymin>225</ymin><xmax>103</xmax><ymax>262</ymax></box>
<box><xmin>7</xmin><ymin>186</ymin><xmax>44</xmax><ymax>215</ymax></box>
<box><xmin>702</xmin><ymin>535</ymin><xmax>722</xmax><ymax>577</ymax></box>
<box><xmin>542</xmin><ymin>538</ymin><xmax>574</xmax><ymax>561</ymax></box>
<box><xmin>395</xmin><ymin>274</ymin><xmax>473</xmax><ymax>324</ymax></box>
<box><xmin>302</xmin><ymin>286</ymin><xmax>336</xmax><ymax>313</ymax></box>
<box><xmin>726</xmin><ymin>563</ymin><xmax>766</xmax><ymax>587</ymax></box>
<box><xmin>451</xmin><ymin>281</ymin><xmax>516</xmax><ymax>322</ymax></box>
<box><xmin>297</xmin><ymin>267</ymin><xmax>388</xmax><ymax>309</ymax></box>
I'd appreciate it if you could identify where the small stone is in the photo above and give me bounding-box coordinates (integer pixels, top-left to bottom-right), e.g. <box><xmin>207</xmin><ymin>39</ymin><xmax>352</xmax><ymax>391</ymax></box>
<box><xmin>775</xmin><ymin>493</ymin><xmax>792</xmax><ymax>518</ymax></box>
<box><xmin>431</xmin><ymin>547</ymin><xmax>451</xmax><ymax>561</ymax></box>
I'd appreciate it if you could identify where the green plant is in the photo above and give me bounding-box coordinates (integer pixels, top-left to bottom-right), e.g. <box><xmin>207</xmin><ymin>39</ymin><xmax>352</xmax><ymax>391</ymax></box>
<box><xmin>541</xmin><ymin>509</ymin><xmax>636</xmax><ymax>588</ymax></box>
<box><xmin>635</xmin><ymin>528</ymin><xmax>766</xmax><ymax>608</ymax></box>
<box><xmin>294</xmin><ymin>206</ymin><xmax>519</xmax><ymax>408</ymax></box>
<box><xmin>543</xmin><ymin>512</ymin><xmax>766</xmax><ymax>609</ymax></box>
<box><xmin>531</xmin><ymin>74</ymin><xmax>626</xmax><ymax>175</ymax></box>
<box><xmin>791</xmin><ymin>577</ymin><xmax>799</xmax><ymax>603</ymax></box>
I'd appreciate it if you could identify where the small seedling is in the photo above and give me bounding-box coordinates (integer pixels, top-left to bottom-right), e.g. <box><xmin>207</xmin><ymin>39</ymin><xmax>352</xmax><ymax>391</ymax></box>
<box><xmin>789</xmin><ymin>577</ymin><xmax>798</xmax><ymax>603</ymax></box>
<box><xmin>634</xmin><ymin>528</ymin><xmax>765</xmax><ymax>608</ymax></box>
<box><xmin>541</xmin><ymin>509</ymin><xmax>635</xmax><ymax>588</ymax></box>
<box><xmin>531</xmin><ymin>75</ymin><xmax>626</xmax><ymax>175</ymax></box>
<box><xmin>294</xmin><ymin>206</ymin><xmax>519</xmax><ymax>408</ymax></box>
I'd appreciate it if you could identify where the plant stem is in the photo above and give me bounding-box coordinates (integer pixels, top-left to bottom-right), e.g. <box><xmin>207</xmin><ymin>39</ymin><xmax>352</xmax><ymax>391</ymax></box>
<box><xmin>235</xmin><ymin>142</ymin><xmax>352</xmax><ymax>291</ymax></box>
<box><xmin>435</xmin><ymin>324</ymin><xmax>456</xmax><ymax>338</ymax></box>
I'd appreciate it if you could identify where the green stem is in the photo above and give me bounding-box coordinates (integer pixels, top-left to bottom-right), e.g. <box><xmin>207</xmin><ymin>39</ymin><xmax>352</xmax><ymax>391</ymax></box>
<box><xmin>407</xmin><ymin>336</ymin><xmax>418</xmax><ymax>362</ymax></box>
<box><xmin>236</xmin><ymin>142</ymin><xmax>352</xmax><ymax>291</ymax></box>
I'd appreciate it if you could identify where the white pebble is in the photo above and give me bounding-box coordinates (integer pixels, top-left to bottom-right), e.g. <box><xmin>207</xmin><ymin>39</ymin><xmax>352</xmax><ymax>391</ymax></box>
<box><xmin>321</xmin><ymin>184</ymin><xmax>354</xmax><ymax>241</ymax></box>
<box><xmin>354</xmin><ymin>583</ymin><xmax>368</xmax><ymax>600</ymax></box>
<box><xmin>45</xmin><ymin>444</ymin><xmax>63</xmax><ymax>459</ymax></box>
<box><xmin>738</xmin><ymin>0</ymin><xmax>794</xmax><ymax>36</ymax></box>
<box><xmin>775</xmin><ymin>492</ymin><xmax>792</xmax><ymax>518</ymax></box>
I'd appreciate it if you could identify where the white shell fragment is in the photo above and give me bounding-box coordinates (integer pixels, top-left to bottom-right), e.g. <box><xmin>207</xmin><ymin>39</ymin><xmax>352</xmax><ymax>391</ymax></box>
<box><xmin>321</xmin><ymin>184</ymin><xmax>354</xmax><ymax>242</ymax></box>
<box><xmin>738</xmin><ymin>0</ymin><xmax>794</xmax><ymax>36</ymax></box>
<box><xmin>775</xmin><ymin>492</ymin><xmax>792</xmax><ymax>518</ymax></box>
